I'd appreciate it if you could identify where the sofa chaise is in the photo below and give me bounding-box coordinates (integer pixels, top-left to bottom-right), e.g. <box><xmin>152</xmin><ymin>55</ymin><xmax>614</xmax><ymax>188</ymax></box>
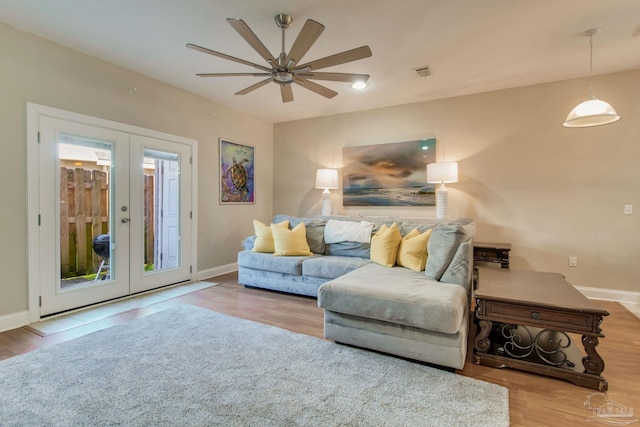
<box><xmin>238</xmin><ymin>214</ymin><xmax>476</xmax><ymax>370</ymax></box>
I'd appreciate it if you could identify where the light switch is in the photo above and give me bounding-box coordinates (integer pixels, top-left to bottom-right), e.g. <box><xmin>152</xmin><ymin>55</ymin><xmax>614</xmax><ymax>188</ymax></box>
<box><xmin>624</xmin><ymin>204</ymin><xmax>633</xmax><ymax>215</ymax></box>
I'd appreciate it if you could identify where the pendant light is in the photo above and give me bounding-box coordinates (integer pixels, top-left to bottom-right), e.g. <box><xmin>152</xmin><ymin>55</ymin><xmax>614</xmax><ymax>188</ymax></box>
<box><xmin>562</xmin><ymin>28</ymin><xmax>621</xmax><ymax>128</ymax></box>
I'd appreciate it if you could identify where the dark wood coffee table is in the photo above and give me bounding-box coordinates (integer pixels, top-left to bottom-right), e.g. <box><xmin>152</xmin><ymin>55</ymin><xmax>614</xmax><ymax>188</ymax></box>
<box><xmin>473</xmin><ymin>267</ymin><xmax>609</xmax><ymax>390</ymax></box>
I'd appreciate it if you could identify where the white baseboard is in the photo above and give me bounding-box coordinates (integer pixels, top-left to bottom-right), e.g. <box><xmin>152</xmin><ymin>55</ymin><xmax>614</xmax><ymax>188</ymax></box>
<box><xmin>0</xmin><ymin>310</ymin><xmax>29</xmax><ymax>333</ymax></box>
<box><xmin>197</xmin><ymin>262</ymin><xmax>237</xmax><ymax>281</ymax></box>
<box><xmin>576</xmin><ymin>286</ymin><xmax>640</xmax><ymax>305</ymax></box>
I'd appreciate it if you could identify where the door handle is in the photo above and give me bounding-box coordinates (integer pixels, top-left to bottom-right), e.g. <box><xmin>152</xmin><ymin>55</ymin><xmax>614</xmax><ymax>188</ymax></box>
<box><xmin>121</xmin><ymin>217</ymin><xmax>130</xmax><ymax>224</ymax></box>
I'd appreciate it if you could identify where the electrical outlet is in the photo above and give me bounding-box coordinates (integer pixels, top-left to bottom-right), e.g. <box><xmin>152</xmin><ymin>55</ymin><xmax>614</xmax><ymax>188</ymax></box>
<box><xmin>240</xmin><ymin>239</ymin><xmax>245</xmax><ymax>248</ymax></box>
<box><xmin>624</xmin><ymin>204</ymin><xmax>633</xmax><ymax>215</ymax></box>
<box><xmin>569</xmin><ymin>256</ymin><xmax>577</xmax><ymax>267</ymax></box>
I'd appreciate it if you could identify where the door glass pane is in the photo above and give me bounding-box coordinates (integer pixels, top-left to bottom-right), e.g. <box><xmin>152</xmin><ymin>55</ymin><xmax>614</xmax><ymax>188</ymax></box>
<box><xmin>143</xmin><ymin>149</ymin><xmax>180</xmax><ymax>273</ymax></box>
<box><xmin>58</xmin><ymin>134</ymin><xmax>113</xmax><ymax>290</ymax></box>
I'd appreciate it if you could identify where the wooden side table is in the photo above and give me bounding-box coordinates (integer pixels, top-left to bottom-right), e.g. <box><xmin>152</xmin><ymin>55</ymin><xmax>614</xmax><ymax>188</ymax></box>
<box><xmin>473</xmin><ymin>267</ymin><xmax>609</xmax><ymax>390</ymax></box>
<box><xmin>473</xmin><ymin>242</ymin><xmax>511</xmax><ymax>268</ymax></box>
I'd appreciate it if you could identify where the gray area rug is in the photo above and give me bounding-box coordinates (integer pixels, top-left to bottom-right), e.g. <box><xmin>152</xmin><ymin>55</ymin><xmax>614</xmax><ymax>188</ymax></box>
<box><xmin>0</xmin><ymin>305</ymin><xmax>509</xmax><ymax>426</ymax></box>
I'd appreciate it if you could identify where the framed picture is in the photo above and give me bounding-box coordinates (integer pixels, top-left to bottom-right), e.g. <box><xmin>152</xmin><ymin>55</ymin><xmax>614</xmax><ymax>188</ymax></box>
<box><xmin>219</xmin><ymin>139</ymin><xmax>255</xmax><ymax>204</ymax></box>
<box><xmin>342</xmin><ymin>139</ymin><xmax>437</xmax><ymax>206</ymax></box>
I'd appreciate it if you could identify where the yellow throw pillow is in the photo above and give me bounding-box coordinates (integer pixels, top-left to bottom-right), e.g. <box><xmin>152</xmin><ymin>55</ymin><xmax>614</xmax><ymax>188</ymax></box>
<box><xmin>396</xmin><ymin>228</ymin><xmax>432</xmax><ymax>272</ymax></box>
<box><xmin>252</xmin><ymin>220</ymin><xmax>288</xmax><ymax>253</ymax></box>
<box><xmin>370</xmin><ymin>223</ymin><xmax>402</xmax><ymax>267</ymax></box>
<box><xmin>272</xmin><ymin>222</ymin><xmax>313</xmax><ymax>256</ymax></box>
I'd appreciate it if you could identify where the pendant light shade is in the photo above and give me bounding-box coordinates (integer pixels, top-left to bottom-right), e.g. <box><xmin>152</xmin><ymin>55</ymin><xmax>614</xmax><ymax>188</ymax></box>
<box><xmin>563</xmin><ymin>98</ymin><xmax>620</xmax><ymax>128</ymax></box>
<box><xmin>562</xmin><ymin>28</ymin><xmax>621</xmax><ymax>128</ymax></box>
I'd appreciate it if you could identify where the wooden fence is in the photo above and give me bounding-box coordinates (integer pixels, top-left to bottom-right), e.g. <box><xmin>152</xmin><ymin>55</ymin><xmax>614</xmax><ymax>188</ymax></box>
<box><xmin>60</xmin><ymin>167</ymin><xmax>155</xmax><ymax>278</ymax></box>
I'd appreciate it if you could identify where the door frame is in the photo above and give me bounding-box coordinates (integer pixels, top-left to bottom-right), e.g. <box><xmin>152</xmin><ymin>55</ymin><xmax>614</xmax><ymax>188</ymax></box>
<box><xmin>26</xmin><ymin>103</ymin><xmax>198</xmax><ymax>322</ymax></box>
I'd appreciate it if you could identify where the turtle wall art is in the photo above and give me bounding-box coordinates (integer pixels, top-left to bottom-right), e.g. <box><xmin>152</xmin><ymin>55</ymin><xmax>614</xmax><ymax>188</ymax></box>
<box><xmin>219</xmin><ymin>139</ymin><xmax>255</xmax><ymax>204</ymax></box>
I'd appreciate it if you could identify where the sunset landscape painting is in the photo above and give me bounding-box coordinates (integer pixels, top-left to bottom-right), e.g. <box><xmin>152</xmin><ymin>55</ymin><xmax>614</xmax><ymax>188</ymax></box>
<box><xmin>342</xmin><ymin>139</ymin><xmax>437</xmax><ymax>206</ymax></box>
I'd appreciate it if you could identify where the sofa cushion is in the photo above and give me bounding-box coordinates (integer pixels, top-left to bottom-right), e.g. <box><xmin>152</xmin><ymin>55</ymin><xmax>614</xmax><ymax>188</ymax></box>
<box><xmin>243</xmin><ymin>235</ymin><xmax>257</xmax><ymax>251</ymax></box>
<box><xmin>324</xmin><ymin>242</ymin><xmax>371</xmax><ymax>258</ymax></box>
<box><xmin>370</xmin><ymin>223</ymin><xmax>402</xmax><ymax>267</ymax></box>
<box><xmin>396</xmin><ymin>228</ymin><xmax>432</xmax><ymax>272</ymax></box>
<box><xmin>398</xmin><ymin>222</ymin><xmax>438</xmax><ymax>236</ymax></box>
<box><xmin>237</xmin><ymin>251</ymin><xmax>315</xmax><ymax>276</ymax></box>
<box><xmin>272</xmin><ymin>222</ymin><xmax>313</xmax><ymax>256</ymax></box>
<box><xmin>273</xmin><ymin>215</ymin><xmax>327</xmax><ymax>254</ymax></box>
<box><xmin>318</xmin><ymin>263</ymin><xmax>468</xmax><ymax>335</ymax></box>
<box><xmin>424</xmin><ymin>219</ymin><xmax>476</xmax><ymax>280</ymax></box>
<box><xmin>302</xmin><ymin>256</ymin><xmax>370</xmax><ymax>280</ymax></box>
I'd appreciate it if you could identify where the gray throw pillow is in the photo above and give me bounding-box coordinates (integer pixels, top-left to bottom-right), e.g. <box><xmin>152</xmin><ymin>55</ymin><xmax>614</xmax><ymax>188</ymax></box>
<box><xmin>272</xmin><ymin>214</ymin><xmax>327</xmax><ymax>254</ymax></box>
<box><xmin>399</xmin><ymin>222</ymin><xmax>437</xmax><ymax>236</ymax></box>
<box><xmin>440</xmin><ymin>240</ymin><xmax>472</xmax><ymax>292</ymax></box>
<box><xmin>425</xmin><ymin>220</ymin><xmax>475</xmax><ymax>281</ymax></box>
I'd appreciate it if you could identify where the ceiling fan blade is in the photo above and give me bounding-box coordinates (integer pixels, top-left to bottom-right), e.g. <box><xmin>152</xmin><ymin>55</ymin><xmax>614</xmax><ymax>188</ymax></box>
<box><xmin>285</xmin><ymin>19</ymin><xmax>325</xmax><ymax>68</ymax></box>
<box><xmin>294</xmin><ymin>46</ymin><xmax>372</xmax><ymax>71</ymax></box>
<box><xmin>227</xmin><ymin>18</ymin><xmax>279</xmax><ymax>69</ymax></box>
<box><xmin>196</xmin><ymin>73</ymin><xmax>272</xmax><ymax>77</ymax></box>
<box><xmin>235</xmin><ymin>78</ymin><xmax>272</xmax><ymax>95</ymax></box>
<box><xmin>295</xmin><ymin>72</ymin><xmax>369</xmax><ymax>83</ymax></box>
<box><xmin>294</xmin><ymin>77</ymin><xmax>338</xmax><ymax>99</ymax></box>
<box><xmin>280</xmin><ymin>84</ymin><xmax>294</xmax><ymax>103</ymax></box>
<box><xmin>186</xmin><ymin>43</ymin><xmax>272</xmax><ymax>72</ymax></box>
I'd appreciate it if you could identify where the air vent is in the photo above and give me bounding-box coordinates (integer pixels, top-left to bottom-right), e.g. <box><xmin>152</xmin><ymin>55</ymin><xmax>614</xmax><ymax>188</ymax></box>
<box><xmin>414</xmin><ymin>66</ymin><xmax>432</xmax><ymax>77</ymax></box>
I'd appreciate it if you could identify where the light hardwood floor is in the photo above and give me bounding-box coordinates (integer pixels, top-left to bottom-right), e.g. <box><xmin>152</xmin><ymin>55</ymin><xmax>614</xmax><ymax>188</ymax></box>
<box><xmin>1</xmin><ymin>272</ymin><xmax>638</xmax><ymax>426</ymax></box>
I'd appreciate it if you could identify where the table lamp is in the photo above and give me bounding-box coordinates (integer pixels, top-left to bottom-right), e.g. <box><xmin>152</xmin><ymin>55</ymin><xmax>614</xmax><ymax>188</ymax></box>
<box><xmin>426</xmin><ymin>162</ymin><xmax>458</xmax><ymax>219</ymax></box>
<box><xmin>315</xmin><ymin>169</ymin><xmax>339</xmax><ymax>215</ymax></box>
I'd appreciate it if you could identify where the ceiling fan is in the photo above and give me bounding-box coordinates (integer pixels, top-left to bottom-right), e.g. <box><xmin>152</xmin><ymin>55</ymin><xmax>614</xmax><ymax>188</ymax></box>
<box><xmin>186</xmin><ymin>13</ymin><xmax>372</xmax><ymax>103</ymax></box>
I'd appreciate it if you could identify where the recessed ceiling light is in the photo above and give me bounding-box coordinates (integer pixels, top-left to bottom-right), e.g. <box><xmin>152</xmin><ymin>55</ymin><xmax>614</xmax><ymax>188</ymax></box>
<box><xmin>352</xmin><ymin>81</ymin><xmax>368</xmax><ymax>90</ymax></box>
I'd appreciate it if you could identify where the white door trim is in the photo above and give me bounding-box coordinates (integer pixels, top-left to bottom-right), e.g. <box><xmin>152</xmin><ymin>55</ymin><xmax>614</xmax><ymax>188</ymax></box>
<box><xmin>26</xmin><ymin>103</ymin><xmax>198</xmax><ymax>322</ymax></box>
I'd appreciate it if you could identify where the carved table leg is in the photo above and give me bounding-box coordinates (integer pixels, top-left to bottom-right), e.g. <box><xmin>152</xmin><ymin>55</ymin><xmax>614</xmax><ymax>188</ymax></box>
<box><xmin>582</xmin><ymin>335</ymin><xmax>605</xmax><ymax>376</ymax></box>
<box><xmin>474</xmin><ymin>319</ymin><xmax>493</xmax><ymax>356</ymax></box>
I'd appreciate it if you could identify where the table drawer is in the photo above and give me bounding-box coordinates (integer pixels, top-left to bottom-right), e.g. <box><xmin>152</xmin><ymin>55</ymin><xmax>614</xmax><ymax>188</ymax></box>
<box><xmin>481</xmin><ymin>301</ymin><xmax>597</xmax><ymax>333</ymax></box>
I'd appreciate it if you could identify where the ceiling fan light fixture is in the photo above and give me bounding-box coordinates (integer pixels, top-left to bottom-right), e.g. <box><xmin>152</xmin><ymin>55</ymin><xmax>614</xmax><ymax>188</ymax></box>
<box><xmin>351</xmin><ymin>81</ymin><xmax>367</xmax><ymax>90</ymax></box>
<box><xmin>273</xmin><ymin>71</ymin><xmax>295</xmax><ymax>84</ymax></box>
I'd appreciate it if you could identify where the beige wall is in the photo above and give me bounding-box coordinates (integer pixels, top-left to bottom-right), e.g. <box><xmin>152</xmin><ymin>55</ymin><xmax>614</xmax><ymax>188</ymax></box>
<box><xmin>274</xmin><ymin>69</ymin><xmax>640</xmax><ymax>292</ymax></box>
<box><xmin>2</xmin><ymin>21</ymin><xmax>638</xmax><ymax>319</ymax></box>
<box><xmin>0</xmin><ymin>23</ymin><xmax>273</xmax><ymax>317</ymax></box>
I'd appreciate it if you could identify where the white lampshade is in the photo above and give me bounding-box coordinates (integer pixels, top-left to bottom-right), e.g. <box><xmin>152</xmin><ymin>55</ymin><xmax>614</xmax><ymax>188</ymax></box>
<box><xmin>426</xmin><ymin>162</ymin><xmax>458</xmax><ymax>184</ymax></box>
<box><xmin>562</xmin><ymin>98</ymin><xmax>621</xmax><ymax>128</ymax></box>
<box><xmin>426</xmin><ymin>162</ymin><xmax>458</xmax><ymax>220</ymax></box>
<box><xmin>315</xmin><ymin>169</ymin><xmax>339</xmax><ymax>189</ymax></box>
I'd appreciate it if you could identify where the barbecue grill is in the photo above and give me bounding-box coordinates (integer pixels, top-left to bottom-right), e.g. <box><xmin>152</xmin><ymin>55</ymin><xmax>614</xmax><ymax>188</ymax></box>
<box><xmin>92</xmin><ymin>234</ymin><xmax>110</xmax><ymax>280</ymax></box>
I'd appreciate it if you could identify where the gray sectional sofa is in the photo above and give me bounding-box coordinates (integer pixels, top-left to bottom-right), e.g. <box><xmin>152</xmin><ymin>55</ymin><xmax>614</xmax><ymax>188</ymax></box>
<box><xmin>238</xmin><ymin>214</ymin><xmax>476</xmax><ymax>370</ymax></box>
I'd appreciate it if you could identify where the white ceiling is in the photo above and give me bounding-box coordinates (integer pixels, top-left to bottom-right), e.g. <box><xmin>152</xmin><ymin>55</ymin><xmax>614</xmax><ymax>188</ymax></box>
<box><xmin>1</xmin><ymin>0</ymin><xmax>639</xmax><ymax>123</ymax></box>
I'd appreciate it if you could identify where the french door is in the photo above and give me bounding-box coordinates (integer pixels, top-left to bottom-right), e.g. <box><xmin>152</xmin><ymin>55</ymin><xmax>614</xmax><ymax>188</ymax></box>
<box><xmin>36</xmin><ymin>115</ymin><xmax>193</xmax><ymax>316</ymax></box>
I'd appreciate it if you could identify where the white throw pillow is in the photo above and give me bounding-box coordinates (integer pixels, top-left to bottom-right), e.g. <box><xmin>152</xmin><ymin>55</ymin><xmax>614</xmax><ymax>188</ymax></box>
<box><xmin>324</xmin><ymin>219</ymin><xmax>374</xmax><ymax>244</ymax></box>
